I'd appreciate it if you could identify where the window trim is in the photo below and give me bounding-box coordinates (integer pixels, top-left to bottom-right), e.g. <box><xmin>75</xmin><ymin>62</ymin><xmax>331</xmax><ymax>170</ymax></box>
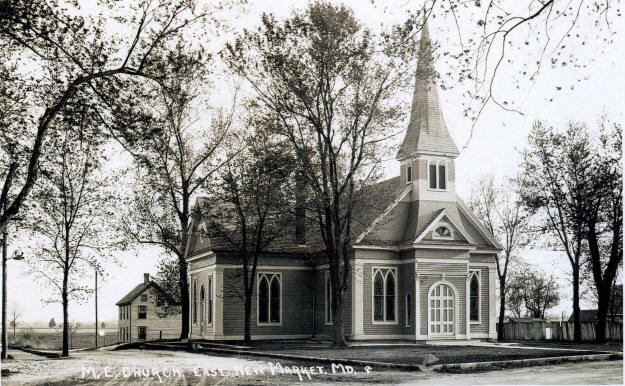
<box><xmin>325</xmin><ymin>272</ymin><xmax>333</xmax><ymax>325</ymax></box>
<box><xmin>140</xmin><ymin>294</ymin><xmax>148</xmax><ymax>302</ymax></box>
<box><xmin>257</xmin><ymin>272</ymin><xmax>282</xmax><ymax>326</ymax></box>
<box><xmin>427</xmin><ymin>280</ymin><xmax>459</xmax><ymax>338</ymax></box>
<box><xmin>432</xmin><ymin>223</ymin><xmax>454</xmax><ymax>240</ymax></box>
<box><xmin>137</xmin><ymin>305</ymin><xmax>147</xmax><ymax>319</ymax></box>
<box><xmin>406</xmin><ymin>162</ymin><xmax>412</xmax><ymax>184</ymax></box>
<box><xmin>371</xmin><ymin>267</ymin><xmax>398</xmax><ymax>325</ymax></box>
<box><xmin>193</xmin><ymin>280</ymin><xmax>197</xmax><ymax>326</ymax></box>
<box><xmin>469</xmin><ymin>271</ymin><xmax>481</xmax><ymax>324</ymax></box>
<box><xmin>405</xmin><ymin>292</ymin><xmax>412</xmax><ymax>327</ymax></box>
<box><xmin>138</xmin><ymin>326</ymin><xmax>146</xmax><ymax>340</ymax></box>
<box><xmin>426</xmin><ymin>160</ymin><xmax>448</xmax><ymax>191</ymax></box>
<box><xmin>207</xmin><ymin>274</ymin><xmax>214</xmax><ymax>326</ymax></box>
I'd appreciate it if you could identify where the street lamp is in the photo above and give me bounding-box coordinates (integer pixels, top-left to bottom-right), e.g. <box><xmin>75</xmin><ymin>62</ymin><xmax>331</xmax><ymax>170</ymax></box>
<box><xmin>1</xmin><ymin>217</ymin><xmax>24</xmax><ymax>360</ymax></box>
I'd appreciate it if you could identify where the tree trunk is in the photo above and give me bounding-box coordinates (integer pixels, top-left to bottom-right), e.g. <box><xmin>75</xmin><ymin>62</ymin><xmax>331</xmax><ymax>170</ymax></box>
<box><xmin>572</xmin><ymin>267</ymin><xmax>581</xmax><ymax>343</ymax></box>
<box><xmin>595</xmin><ymin>282</ymin><xmax>611</xmax><ymax>343</ymax></box>
<box><xmin>178</xmin><ymin>254</ymin><xmax>189</xmax><ymax>340</ymax></box>
<box><xmin>244</xmin><ymin>288</ymin><xmax>252</xmax><ymax>344</ymax></box>
<box><xmin>331</xmin><ymin>291</ymin><xmax>346</xmax><ymax>348</ymax></box>
<box><xmin>62</xmin><ymin>272</ymin><xmax>69</xmax><ymax>357</ymax></box>
<box><xmin>498</xmin><ymin>281</ymin><xmax>506</xmax><ymax>341</ymax></box>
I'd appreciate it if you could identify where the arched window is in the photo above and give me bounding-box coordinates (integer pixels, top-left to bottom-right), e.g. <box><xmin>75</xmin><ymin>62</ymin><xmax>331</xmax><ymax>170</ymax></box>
<box><xmin>429</xmin><ymin>283</ymin><xmax>455</xmax><ymax>335</ymax></box>
<box><xmin>433</xmin><ymin>225</ymin><xmax>453</xmax><ymax>240</ymax></box>
<box><xmin>193</xmin><ymin>281</ymin><xmax>197</xmax><ymax>324</ymax></box>
<box><xmin>258</xmin><ymin>273</ymin><xmax>281</xmax><ymax>324</ymax></box>
<box><xmin>470</xmin><ymin>272</ymin><xmax>480</xmax><ymax>322</ymax></box>
<box><xmin>207</xmin><ymin>276</ymin><xmax>213</xmax><ymax>325</ymax></box>
<box><xmin>258</xmin><ymin>275</ymin><xmax>269</xmax><ymax>323</ymax></box>
<box><xmin>200</xmin><ymin>285</ymin><xmax>205</xmax><ymax>327</ymax></box>
<box><xmin>373</xmin><ymin>268</ymin><xmax>397</xmax><ymax>323</ymax></box>
<box><xmin>270</xmin><ymin>275</ymin><xmax>280</xmax><ymax>323</ymax></box>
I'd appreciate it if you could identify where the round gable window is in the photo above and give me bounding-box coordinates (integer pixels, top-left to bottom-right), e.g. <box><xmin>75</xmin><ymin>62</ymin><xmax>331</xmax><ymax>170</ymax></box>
<box><xmin>433</xmin><ymin>225</ymin><xmax>452</xmax><ymax>239</ymax></box>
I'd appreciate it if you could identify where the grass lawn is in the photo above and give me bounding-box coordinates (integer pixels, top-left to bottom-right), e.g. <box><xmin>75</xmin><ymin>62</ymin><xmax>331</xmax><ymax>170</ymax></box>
<box><xmin>196</xmin><ymin>341</ymin><xmax>607</xmax><ymax>366</ymax></box>
<box><xmin>505</xmin><ymin>341</ymin><xmax>623</xmax><ymax>352</ymax></box>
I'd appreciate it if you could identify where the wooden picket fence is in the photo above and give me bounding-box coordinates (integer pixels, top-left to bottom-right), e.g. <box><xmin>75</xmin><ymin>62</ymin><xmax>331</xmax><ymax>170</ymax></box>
<box><xmin>500</xmin><ymin>320</ymin><xmax>623</xmax><ymax>342</ymax></box>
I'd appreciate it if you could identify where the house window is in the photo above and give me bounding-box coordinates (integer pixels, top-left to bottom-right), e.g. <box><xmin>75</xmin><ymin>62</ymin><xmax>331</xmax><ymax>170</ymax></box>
<box><xmin>138</xmin><ymin>305</ymin><xmax>147</xmax><ymax>319</ymax></box>
<box><xmin>193</xmin><ymin>281</ymin><xmax>197</xmax><ymax>324</ymax></box>
<box><xmin>373</xmin><ymin>268</ymin><xmax>397</xmax><ymax>323</ymax></box>
<box><xmin>470</xmin><ymin>272</ymin><xmax>480</xmax><ymax>322</ymax></box>
<box><xmin>433</xmin><ymin>225</ymin><xmax>453</xmax><ymax>240</ymax></box>
<box><xmin>428</xmin><ymin>161</ymin><xmax>447</xmax><ymax>190</ymax></box>
<box><xmin>207</xmin><ymin>276</ymin><xmax>213</xmax><ymax>325</ymax></box>
<box><xmin>325</xmin><ymin>272</ymin><xmax>333</xmax><ymax>325</ymax></box>
<box><xmin>406</xmin><ymin>164</ymin><xmax>412</xmax><ymax>183</ymax></box>
<box><xmin>429</xmin><ymin>283</ymin><xmax>455</xmax><ymax>335</ymax></box>
<box><xmin>406</xmin><ymin>293</ymin><xmax>412</xmax><ymax>327</ymax></box>
<box><xmin>138</xmin><ymin>326</ymin><xmax>146</xmax><ymax>340</ymax></box>
<box><xmin>141</xmin><ymin>295</ymin><xmax>147</xmax><ymax>302</ymax></box>
<box><xmin>258</xmin><ymin>273</ymin><xmax>281</xmax><ymax>324</ymax></box>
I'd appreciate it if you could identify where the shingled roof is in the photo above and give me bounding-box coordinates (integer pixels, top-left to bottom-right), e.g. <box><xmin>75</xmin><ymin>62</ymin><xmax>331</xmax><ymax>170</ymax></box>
<box><xmin>353</xmin><ymin>183</ymin><xmax>502</xmax><ymax>250</ymax></box>
<box><xmin>396</xmin><ymin>21</ymin><xmax>459</xmax><ymax>160</ymax></box>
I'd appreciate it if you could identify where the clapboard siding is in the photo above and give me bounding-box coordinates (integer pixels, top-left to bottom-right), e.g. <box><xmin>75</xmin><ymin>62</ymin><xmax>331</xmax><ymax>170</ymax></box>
<box><xmin>189</xmin><ymin>255</ymin><xmax>216</xmax><ymax>271</ymax></box>
<box><xmin>222</xmin><ymin>268</ymin><xmax>314</xmax><ymax>337</ymax></box>
<box><xmin>313</xmin><ymin>269</ymin><xmax>353</xmax><ymax>337</ymax></box>
<box><xmin>418</xmin><ymin>275</ymin><xmax>466</xmax><ymax>336</ymax></box>
<box><xmin>414</xmin><ymin>249</ymin><xmax>469</xmax><ymax>260</ymax></box>
<box><xmin>119</xmin><ymin>287</ymin><xmax>182</xmax><ymax>342</ymax></box>
<box><xmin>417</xmin><ymin>261</ymin><xmax>467</xmax><ymax>275</ymax></box>
<box><xmin>399</xmin><ymin>263</ymin><xmax>416</xmax><ymax>335</ymax></box>
<box><xmin>469</xmin><ymin>254</ymin><xmax>496</xmax><ymax>264</ymax></box>
<box><xmin>470</xmin><ymin>267</ymin><xmax>489</xmax><ymax>334</ymax></box>
<box><xmin>189</xmin><ymin>270</ymin><xmax>214</xmax><ymax>337</ymax></box>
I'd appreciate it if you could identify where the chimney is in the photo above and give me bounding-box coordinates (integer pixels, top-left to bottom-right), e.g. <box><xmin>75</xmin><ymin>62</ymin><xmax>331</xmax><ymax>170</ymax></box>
<box><xmin>144</xmin><ymin>273</ymin><xmax>150</xmax><ymax>284</ymax></box>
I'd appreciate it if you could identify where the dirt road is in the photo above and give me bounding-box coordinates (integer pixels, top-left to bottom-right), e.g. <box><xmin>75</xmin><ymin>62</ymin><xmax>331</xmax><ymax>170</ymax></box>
<box><xmin>1</xmin><ymin>348</ymin><xmax>621</xmax><ymax>385</ymax></box>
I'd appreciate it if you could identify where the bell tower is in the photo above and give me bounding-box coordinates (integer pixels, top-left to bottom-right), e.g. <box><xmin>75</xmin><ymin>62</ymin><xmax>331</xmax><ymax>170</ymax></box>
<box><xmin>397</xmin><ymin>21</ymin><xmax>459</xmax><ymax>202</ymax></box>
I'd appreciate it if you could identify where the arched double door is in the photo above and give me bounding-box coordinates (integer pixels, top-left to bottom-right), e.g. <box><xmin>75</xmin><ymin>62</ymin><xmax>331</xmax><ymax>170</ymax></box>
<box><xmin>428</xmin><ymin>282</ymin><xmax>456</xmax><ymax>337</ymax></box>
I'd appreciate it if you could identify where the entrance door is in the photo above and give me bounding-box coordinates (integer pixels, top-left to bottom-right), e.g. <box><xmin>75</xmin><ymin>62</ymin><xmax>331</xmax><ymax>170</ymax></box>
<box><xmin>429</xmin><ymin>283</ymin><xmax>455</xmax><ymax>336</ymax></box>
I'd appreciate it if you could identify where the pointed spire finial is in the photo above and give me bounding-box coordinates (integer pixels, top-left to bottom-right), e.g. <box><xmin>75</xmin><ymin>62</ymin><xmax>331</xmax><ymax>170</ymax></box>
<box><xmin>395</xmin><ymin>17</ymin><xmax>460</xmax><ymax>161</ymax></box>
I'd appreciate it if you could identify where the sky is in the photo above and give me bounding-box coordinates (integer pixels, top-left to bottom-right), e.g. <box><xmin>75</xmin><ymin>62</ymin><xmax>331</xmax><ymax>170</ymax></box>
<box><xmin>5</xmin><ymin>0</ymin><xmax>624</xmax><ymax>325</ymax></box>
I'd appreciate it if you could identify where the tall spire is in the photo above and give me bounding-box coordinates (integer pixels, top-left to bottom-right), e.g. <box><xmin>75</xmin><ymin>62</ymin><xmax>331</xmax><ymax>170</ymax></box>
<box><xmin>396</xmin><ymin>20</ymin><xmax>459</xmax><ymax>160</ymax></box>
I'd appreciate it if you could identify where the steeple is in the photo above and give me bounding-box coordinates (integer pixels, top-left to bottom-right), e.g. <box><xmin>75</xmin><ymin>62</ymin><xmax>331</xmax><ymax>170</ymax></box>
<box><xmin>396</xmin><ymin>20</ymin><xmax>459</xmax><ymax>160</ymax></box>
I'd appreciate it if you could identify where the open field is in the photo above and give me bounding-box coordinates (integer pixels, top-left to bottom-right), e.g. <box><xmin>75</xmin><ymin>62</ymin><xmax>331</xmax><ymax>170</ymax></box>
<box><xmin>8</xmin><ymin>329</ymin><xmax>120</xmax><ymax>350</ymax></box>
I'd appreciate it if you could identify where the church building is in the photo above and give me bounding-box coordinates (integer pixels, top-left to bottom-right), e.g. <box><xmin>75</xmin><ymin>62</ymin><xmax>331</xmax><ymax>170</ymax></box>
<box><xmin>185</xmin><ymin>22</ymin><xmax>501</xmax><ymax>341</ymax></box>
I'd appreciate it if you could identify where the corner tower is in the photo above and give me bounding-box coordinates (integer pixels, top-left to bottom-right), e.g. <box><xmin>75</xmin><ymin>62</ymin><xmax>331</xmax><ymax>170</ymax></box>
<box><xmin>397</xmin><ymin>21</ymin><xmax>459</xmax><ymax>202</ymax></box>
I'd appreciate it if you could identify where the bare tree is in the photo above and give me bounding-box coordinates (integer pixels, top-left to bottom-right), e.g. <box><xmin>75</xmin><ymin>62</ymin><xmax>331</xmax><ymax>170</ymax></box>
<box><xmin>579</xmin><ymin>119</ymin><xmax>622</xmax><ymax>342</ymax></box>
<box><xmin>122</xmin><ymin>44</ymin><xmax>234</xmax><ymax>339</ymax></box>
<box><xmin>206</xmin><ymin>122</ymin><xmax>295</xmax><ymax>343</ymax></box>
<box><xmin>224</xmin><ymin>2</ymin><xmax>417</xmax><ymax>346</ymax></box>
<box><xmin>507</xmin><ymin>265</ymin><xmax>560</xmax><ymax>319</ymax></box>
<box><xmin>469</xmin><ymin>174</ymin><xmax>530</xmax><ymax>340</ymax></box>
<box><xmin>8</xmin><ymin>302</ymin><xmax>20</xmax><ymax>342</ymax></box>
<box><xmin>520</xmin><ymin>121</ymin><xmax>590</xmax><ymax>342</ymax></box>
<box><xmin>0</xmin><ymin>0</ymin><xmax>216</xmax><ymax>234</ymax></box>
<box><xmin>27</xmin><ymin>119</ymin><xmax>119</xmax><ymax>357</ymax></box>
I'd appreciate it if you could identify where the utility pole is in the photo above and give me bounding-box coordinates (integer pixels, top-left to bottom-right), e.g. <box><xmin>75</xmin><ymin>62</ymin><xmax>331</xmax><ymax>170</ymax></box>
<box><xmin>1</xmin><ymin>227</ymin><xmax>23</xmax><ymax>360</ymax></box>
<box><xmin>95</xmin><ymin>269</ymin><xmax>98</xmax><ymax>348</ymax></box>
<box><xmin>2</xmin><ymin>231</ymin><xmax>7</xmax><ymax>360</ymax></box>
